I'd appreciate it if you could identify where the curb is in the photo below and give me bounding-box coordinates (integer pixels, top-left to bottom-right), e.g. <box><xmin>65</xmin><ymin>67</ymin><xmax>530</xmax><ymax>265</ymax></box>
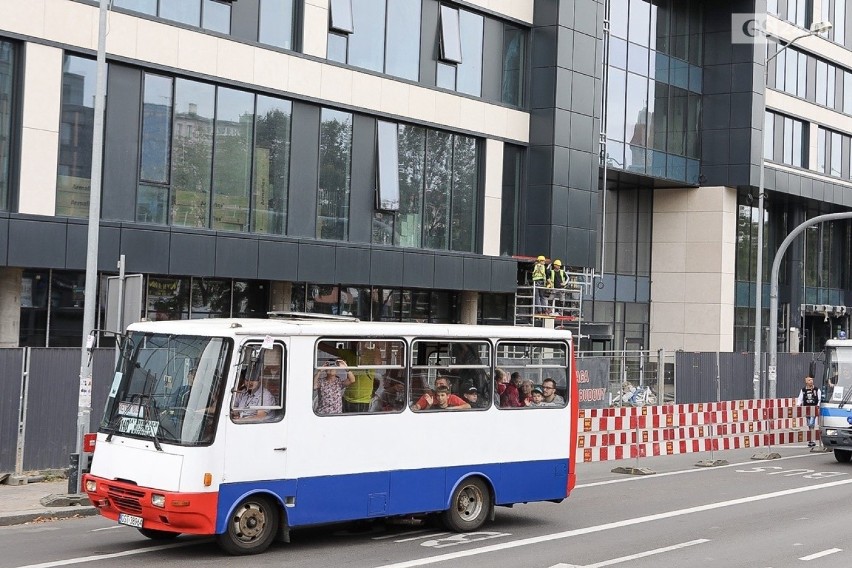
<box><xmin>0</xmin><ymin>506</ymin><xmax>99</xmax><ymax>527</ymax></box>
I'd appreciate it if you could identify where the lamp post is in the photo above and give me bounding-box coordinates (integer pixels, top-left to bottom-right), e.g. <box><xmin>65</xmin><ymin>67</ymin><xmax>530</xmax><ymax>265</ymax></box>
<box><xmin>753</xmin><ymin>19</ymin><xmax>832</xmax><ymax>400</ymax></box>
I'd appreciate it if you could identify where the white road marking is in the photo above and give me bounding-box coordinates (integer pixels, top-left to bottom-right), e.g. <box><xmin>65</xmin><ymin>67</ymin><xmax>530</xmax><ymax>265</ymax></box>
<box><xmin>549</xmin><ymin>539</ymin><xmax>709</xmax><ymax>568</ymax></box>
<box><xmin>576</xmin><ymin>453</ymin><xmax>824</xmax><ymax>488</ymax></box>
<box><xmin>89</xmin><ymin>526</ymin><xmax>126</xmax><ymax>532</ymax></box>
<box><xmin>12</xmin><ymin>540</ymin><xmax>210</xmax><ymax>568</ymax></box>
<box><xmin>394</xmin><ymin>532</ymin><xmax>449</xmax><ymax>543</ymax></box>
<box><xmin>375</xmin><ymin>478</ymin><xmax>852</xmax><ymax>568</ymax></box>
<box><xmin>799</xmin><ymin>548</ymin><xmax>842</xmax><ymax>561</ymax></box>
<box><xmin>372</xmin><ymin>529</ymin><xmax>431</xmax><ymax>540</ymax></box>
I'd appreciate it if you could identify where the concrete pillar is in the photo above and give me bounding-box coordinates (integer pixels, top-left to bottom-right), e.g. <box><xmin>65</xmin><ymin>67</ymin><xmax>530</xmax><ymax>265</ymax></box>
<box><xmin>460</xmin><ymin>291</ymin><xmax>478</xmax><ymax>324</ymax></box>
<box><xmin>0</xmin><ymin>268</ymin><xmax>23</xmax><ymax>347</ymax></box>
<box><xmin>269</xmin><ymin>281</ymin><xmax>292</xmax><ymax>312</ymax></box>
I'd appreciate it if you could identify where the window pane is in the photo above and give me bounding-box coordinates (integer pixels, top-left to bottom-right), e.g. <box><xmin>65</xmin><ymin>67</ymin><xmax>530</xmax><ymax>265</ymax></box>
<box><xmin>502</xmin><ymin>25</ymin><xmax>525</xmax><ymax>105</ymax></box>
<box><xmin>56</xmin><ymin>55</ymin><xmax>97</xmax><ymax>218</ymax></box>
<box><xmin>317</xmin><ymin>108</ymin><xmax>353</xmax><ymax>240</ymax></box>
<box><xmin>628</xmin><ymin>0</ymin><xmax>650</xmax><ymax>46</ymax></box>
<box><xmin>329</xmin><ymin>0</ymin><xmax>354</xmax><ymax>33</ymax></box>
<box><xmin>607</xmin><ymin>67</ymin><xmax>626</xmax><ymax>142</ymax></box>
<box><xmin>423</xmin><ymin>131</ymin><xmax>453</xmax><ymax>249</ymax></box>
<box><xmin>348</xmin><ymin>0</ymin><xmax>386</xmax><ymax>72</ymax></box>
<box><xmin>500</xmin><ymin>144</ymin><xmax>522</xmax><ymax>256</ymax></box>
<box><xmin>439</xmin><ymin>5</ymin><xmax>462</xmax><ymax>63</ymax></box>
<box><xmin>764</xmin><ymin>111</ymin><xmax>774</xmax><ymax>160</ymax></box>
<box><xmin>385</xmin><ymin>0</ymin><xmax>421</xmax><ymax>80</ymax></box>
<box><xmin>140</xmin><ymin>74</ymin><xmax>173</xmax><ymax>184</ymax></box>
<box><xmin>191</xmin><ymin>278</ymin><xmax>231</xmax><ymax>318</ymax></box>
<box><xmin>147</xmin><ymin>276</ymin><xmax>190</xmax><ymax>321</ymax></box>
<box><xmin>212</xmin><ymin>87</ymin><xmax>254</xmax><ymax>232</ymax></box>
<box><xmin>436</xmin><ymin>61</ymin><xmax>456</xmax><ymax>90</ymax></box>
<box><xmin>372</xmin><ymin>211</ymin><xmax>394</xmax><ymax>244</ymax></box>
<box><xmin>831</xmin><ymin>131</ymin><xmax>842</xmax><ymax>177</ymax></box>
<box><xmin>396</xmin><ymin>124</ymin><xmax>425</xmax><ymax>247</ymax></box>
<box><xmin>610</xmin><ymin>0</ymin><xmax>628</xmax><ymax>38</ymax></box>
<box><xmin>160</xmin><ymin>0</ymin><xmax>201</xmax><ymax>26</ymax></box>
<box><xmin>0</xmin><ymin>40</ymin><xmax>16</xmax><ymax>210</ymax></box>
<box><xmin>202</xmin><ymin>0</ymin><xmax>231</xmax><ymax>33</ymax></box>
<box><xmin>113</xmin><ymin>0</ymin><xmax>156</xmax><ymax>15</ymax></box>
<box><xmin>259</xmin><ymin>0</ymin><xmax>295</xmax><ymax>49</ymax></box>
<box><xmin>137</xmin><ymin>183</ymin><xmax>169</xmax><ymax>224</ymax></box>
<box><xmin>327</xmin><ymin>33</ymin><xmax>348</xmax><ymax>63</ymax></box>
<box><xmin>253</xmin><ymin>95</ymin><xmax>292</xmax><ymax>235</ymax></box>
<box><xmin>817</xmin><ymin>60</ymin><xmax>827</xmax><ymax>105</ymax></box>
<box><xmin>450</xmin><ymin>135</ymin><xmax>477</xmax><ymax>252</ymax></box>
<box><xmin>625</xmin><ymin>72</ymin><xmax>648</xmax><ymax>149</ymax></box>
<box><xmin>172</xmin><ymin>79</ymin><xmax>215</xmax><ymax>227</ymax></box>
<box><xmin>456</xmin><ymin>10</ymin><xmax>483</xmax><ymax>96</ymax></box>
<box><xmin>377</xmin><ymin>120</ymin><xmax>400</xmax><ymax>210</ymax></box>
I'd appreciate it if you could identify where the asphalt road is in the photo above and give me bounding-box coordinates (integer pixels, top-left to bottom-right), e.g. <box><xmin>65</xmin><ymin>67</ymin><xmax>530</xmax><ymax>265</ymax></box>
<box><xmin>2</xmin><ymin>445</ymin><xmax>850</xmax><ymax>568</ymax></box>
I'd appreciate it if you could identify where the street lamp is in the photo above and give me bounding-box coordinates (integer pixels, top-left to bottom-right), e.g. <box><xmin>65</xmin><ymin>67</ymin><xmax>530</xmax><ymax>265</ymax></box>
<box><xmin>753</xmin><ymin>19</ymin><xmax>832</xmax><ymax>400</ymax></box>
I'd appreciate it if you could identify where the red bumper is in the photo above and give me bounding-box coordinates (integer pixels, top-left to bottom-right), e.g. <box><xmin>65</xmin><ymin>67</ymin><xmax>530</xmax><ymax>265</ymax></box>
<box><xmin>83</xmin><ymin>474</ymin><xmax>217</xmax><ymax>535</ymax></box>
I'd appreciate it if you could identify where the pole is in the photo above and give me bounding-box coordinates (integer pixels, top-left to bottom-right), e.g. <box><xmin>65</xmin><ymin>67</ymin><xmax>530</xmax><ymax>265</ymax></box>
<box><xmin>754</xmin><ymin>27</ymin><xmax>827</xmax><ymax>400</ymax></box>
<box><xmin>767</xmin><ymin>212</ymin><xmax>852</xmax><ymax>398</ymax></box>
<box><xmin>115</xmin><ymin>255</ymin><xmax>125</xmax><ymax>366</ymax></box>
<box><xmin>74</xmin><ymin>0</ymin><xmax>109</xmax><ymax>494</ymax></box>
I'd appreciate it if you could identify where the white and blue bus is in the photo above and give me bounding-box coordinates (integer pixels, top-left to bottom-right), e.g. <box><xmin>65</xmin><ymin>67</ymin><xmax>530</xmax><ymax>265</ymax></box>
<box><xmin>820</xmin><ymin>338</ymin><xmax>852</xmax><ymax>463</ymax></box>
<box><xmin>84</xmin><ymin>315</ymin><xmax>578</xmax><ymax>554</ymax></box>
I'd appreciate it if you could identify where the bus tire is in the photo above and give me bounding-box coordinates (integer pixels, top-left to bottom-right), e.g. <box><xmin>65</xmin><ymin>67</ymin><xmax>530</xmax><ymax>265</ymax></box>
<box><xmin>834</xmin><ymin>449</ymin><xmax>852</xmax><ymax>463</ymax></box>
<box><xmin>441</xmin><ymin>477</ymin><xmax>491</xmax><ymax>532</ymax></box>
<box><xmin>138</xmin><ymin>528</ymin><xmax>180</xmax><ymax>540</ymax></box>
<box><xmin>216</xmin><ymin>494</ymin><xmax>280</xmax><ymax>555</ymax></box>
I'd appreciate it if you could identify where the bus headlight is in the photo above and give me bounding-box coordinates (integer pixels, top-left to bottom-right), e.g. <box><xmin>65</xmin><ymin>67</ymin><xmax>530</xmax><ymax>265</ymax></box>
<box><xmin>825</xmin><ymin>429</ymin><xmax>838</xmax><ymax>436</ymax></box>
<box><xmin>85</xmin><ymin>479</ymin><xmax>97</xmax><ymax>492</ymax></box>
<box><xmin>151</xmin><ymin>494</ymin><xmax>166</xmax><ymax>508</ymax></box>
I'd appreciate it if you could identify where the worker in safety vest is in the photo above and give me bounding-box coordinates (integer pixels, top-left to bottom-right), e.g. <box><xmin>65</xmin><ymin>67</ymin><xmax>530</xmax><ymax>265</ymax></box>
<box><xmin>532</xmin><ymin>255</ymin><xmax>548</xmax><ymax>314</ymax></box>
<box><xmin>547</xmin><ymin>260</ymin><xmax>568</xmax><ymax>314</ymax></box>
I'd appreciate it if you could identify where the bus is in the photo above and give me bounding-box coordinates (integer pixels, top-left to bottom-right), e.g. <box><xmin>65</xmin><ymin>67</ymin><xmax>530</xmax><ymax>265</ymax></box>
<box><xmin>83</xmin><ymin>314</ymin><xmax>579</xmax><ymax>555</ymax></box>
<box><xmin>820</xmin><ymin>338</ymin><xmax>852</xmax><ymax>463</ymax></box>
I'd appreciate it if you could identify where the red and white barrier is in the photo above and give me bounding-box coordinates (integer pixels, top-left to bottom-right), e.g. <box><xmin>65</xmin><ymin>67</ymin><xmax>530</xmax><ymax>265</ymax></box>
<box><xmin>578</xmin><ymin>398</ymin><xmax>820</xmax><ymax>462</ymax></box>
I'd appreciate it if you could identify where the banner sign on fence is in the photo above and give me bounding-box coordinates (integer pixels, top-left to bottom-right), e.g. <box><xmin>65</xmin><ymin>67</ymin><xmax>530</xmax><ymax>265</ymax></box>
<box><xmin>576</xmin><ymin>357</ymin><xmax>610</xmax><ymax>409</ymax></box>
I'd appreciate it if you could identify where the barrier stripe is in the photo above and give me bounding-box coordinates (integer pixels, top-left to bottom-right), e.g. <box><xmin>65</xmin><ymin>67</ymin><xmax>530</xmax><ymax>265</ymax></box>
<box><xmin>578</xmin><ymin>398</ymin><xmax>822</xmax><ymax>463</ymax></box>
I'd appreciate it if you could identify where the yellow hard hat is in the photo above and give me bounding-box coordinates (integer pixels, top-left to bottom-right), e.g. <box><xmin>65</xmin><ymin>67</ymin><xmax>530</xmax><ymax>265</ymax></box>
<box><xmin>553</xmin><ymin>259</ymin><xmax>562</xmax><ymax>267</ymax></box>
<box><xmin>536</xmin><ymin>255</ymin><xmax>546</xmax><ymax>261</ymax></box>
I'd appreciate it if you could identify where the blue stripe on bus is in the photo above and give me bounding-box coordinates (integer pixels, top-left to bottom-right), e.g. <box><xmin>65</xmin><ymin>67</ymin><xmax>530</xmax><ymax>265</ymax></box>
<box><xmin>821</xmin><ymin>407</ymin><xmax>852</xmax><ymax>418</ymax></box>
<box><xmin>216</xmin><ymin>458</ymin><xmax>569</xmax><ymax>533</ymax></box>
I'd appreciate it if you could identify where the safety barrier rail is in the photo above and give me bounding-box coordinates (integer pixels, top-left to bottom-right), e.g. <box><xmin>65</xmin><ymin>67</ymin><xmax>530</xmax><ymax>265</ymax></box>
<box><xmin>578</xmin><ymin>398</ymin><xmax>820</xmax><ymax>463</ymax></box>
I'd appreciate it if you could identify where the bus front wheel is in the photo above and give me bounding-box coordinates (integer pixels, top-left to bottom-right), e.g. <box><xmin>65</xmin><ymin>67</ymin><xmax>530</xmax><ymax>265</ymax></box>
<box><xmin>835</xmin><ymin>449</ymin><xmax>852</xmax><ymax>463</ymax></box>
<box><xmin>441</xmin><ymin>477</ymin><xmax>491</xmax><ymax>532</ymax></box>
<box><xmin>217</xmin><ymin>495</ymin><xmax>280</xmax><ymax>555</ymax></box>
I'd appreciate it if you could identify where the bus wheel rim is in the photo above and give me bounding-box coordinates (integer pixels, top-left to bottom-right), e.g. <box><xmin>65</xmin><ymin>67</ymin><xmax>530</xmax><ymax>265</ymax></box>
<box><xmin>457</xmin><ymin>485</ymin><xmax>483</xmax><ymax>519</ymax></box>
<box><xmin>232</xmin><ymin>502</ymin><xmax>266</xmax><ymax>541</ymax></box>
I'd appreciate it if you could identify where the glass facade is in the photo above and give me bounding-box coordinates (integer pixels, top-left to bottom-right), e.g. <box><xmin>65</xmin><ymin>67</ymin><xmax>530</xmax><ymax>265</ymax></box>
<box><xmin>56</xmin><ymin>55</ymin><xmax>97</xmax><ymax>218</ymax></box>
<box><xmin>606</xmin><ymin>0</ymin><xmax>702</xmax><ymax>185</ymax></box>
<box><xmin>0</xmin><ymin>40</ymin><xmax>16</xmax><ymax>210</ymax></box>
<box><xmin>317</xmin><ymin>108</ymin><xmax>353</xmax><ymax>241</ymax></box>
<box><xmin>764</xmin><ymin>111</ymin><xmax>806</xmax><ymax>168</ymax></box>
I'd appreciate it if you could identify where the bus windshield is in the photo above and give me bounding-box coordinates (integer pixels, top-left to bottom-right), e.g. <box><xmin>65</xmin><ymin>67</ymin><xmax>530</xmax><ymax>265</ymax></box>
<box><xmin>100</xmin><ymin>332</ymin><xmax>231</xmax><ymax>446</ymax></box>
<box><xmin>824</xmin><ymin>345</ymin><xmax>852</xmax><ymax>404</ymax></box>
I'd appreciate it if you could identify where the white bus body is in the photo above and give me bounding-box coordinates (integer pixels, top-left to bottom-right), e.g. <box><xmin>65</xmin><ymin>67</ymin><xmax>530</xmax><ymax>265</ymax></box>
<box><xmin>820</xmin><ymin>339</ymin><xmax>852</xmax><ymax>463</ymax></box>
<box><xmin>84</xmin><ymin>318</ymin><xmax>578</xmax><ymax>554</ymax></box>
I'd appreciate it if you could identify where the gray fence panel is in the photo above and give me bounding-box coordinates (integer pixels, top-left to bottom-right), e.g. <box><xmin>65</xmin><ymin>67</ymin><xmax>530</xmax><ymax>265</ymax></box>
<box><xmin>674</xmin><ymin>352</ymin><xmax>718</xmax><ymax>403</ymax></box>
<box><xmin>0</xmin><ymin>349</ymin><xmax>24</xmax><ymax>473</ymax></box>
<box><xmin>776</xmin><ymin>353</ymin><xmax>819</xmax><ymax>398</ymax></box>
<box><xmin>719</xmin><ymin>352</ymin><xmax>753</xmax><ymax>402</ymax></box>
<box><xmin>22</xmin><ymin>348</ymin><xmax>82</xmax><ymax>471</ymax></box>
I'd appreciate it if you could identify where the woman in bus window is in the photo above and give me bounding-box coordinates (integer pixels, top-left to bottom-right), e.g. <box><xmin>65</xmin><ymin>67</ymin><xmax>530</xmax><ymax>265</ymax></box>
<box><xmin>313</xmin><ymin>359</ymin><xmax>355</xmax><ymax>415</ymax></box>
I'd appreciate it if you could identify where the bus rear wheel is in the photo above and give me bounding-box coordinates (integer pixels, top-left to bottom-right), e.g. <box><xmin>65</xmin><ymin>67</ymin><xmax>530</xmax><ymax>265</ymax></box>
<box><xmin>441</xmin><ymin>477</ymin><xmax>491</xmax><ymax>532</ymax></box>
<box><xmin>138</xmin><ymin>528</ymin><xmax>180</xmax><ymax>540</ymax></box>
<box><xmin>216</xmin><ymin>495</ymin><xmax>279</xmax><ymax>555</ymax></box>
<box><xmin>835</xmin><ymin>449</ymin><xmax>852</xmax><ymax>463</ymax></box>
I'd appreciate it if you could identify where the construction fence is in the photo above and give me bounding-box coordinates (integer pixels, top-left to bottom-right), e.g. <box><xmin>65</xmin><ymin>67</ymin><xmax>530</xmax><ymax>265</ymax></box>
<box><xmin>0</xmin><ymin>347</ymin><xmax>826</xmax><ymax>473</ymax></box>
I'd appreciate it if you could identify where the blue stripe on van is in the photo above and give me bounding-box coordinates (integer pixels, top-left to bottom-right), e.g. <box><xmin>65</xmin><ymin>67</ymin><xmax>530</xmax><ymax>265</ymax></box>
<box><xmin>821</xmin><ymin>407</ymin><xmax>852</xmax><ymax>418</ymax></box>
<box><xmin>216</xmin><ymin>458</ymin><xmax>569</xmax><ymax>533</ymax></box>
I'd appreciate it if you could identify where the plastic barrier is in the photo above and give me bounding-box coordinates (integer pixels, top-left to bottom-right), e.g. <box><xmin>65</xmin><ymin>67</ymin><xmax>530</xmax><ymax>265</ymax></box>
<box><xmin>578</xmin><ymin>398</ymin><xmax>820</xmax><ymax>463</ymax></box>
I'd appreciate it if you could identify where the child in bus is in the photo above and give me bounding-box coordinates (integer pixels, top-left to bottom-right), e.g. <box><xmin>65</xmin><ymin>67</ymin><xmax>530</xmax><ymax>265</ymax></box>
<box><xmin>427</xmin><ymin>385</ymin><xmax>470</xmax><ymax>410</ymax></box>
<box><xmin>525</xmin><ymin>386</ymin><xmax>545</xmax><ymax>406</ymax></box>
<box><xmin>411</xmin><ymin>376</ymin><xmax>467</xmax><ymax>410</ymax></box>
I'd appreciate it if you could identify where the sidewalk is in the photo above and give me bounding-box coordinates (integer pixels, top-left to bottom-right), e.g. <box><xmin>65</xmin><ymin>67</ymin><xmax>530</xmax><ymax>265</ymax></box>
<box><xmin>0</xmin><ymin>477</ymin><xmax>97</xmax><ymax>527</ymax></box>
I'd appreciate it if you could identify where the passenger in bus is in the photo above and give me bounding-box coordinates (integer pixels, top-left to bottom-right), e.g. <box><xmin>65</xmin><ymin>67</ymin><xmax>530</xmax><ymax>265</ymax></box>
<box><xmin>525</xmin><ymin>386</ymin><xmax>545</xmax><ymax>407</ymax></box>
<box><xmin>541</xmin><ymin>377</ymin><xmax>565</xmax><ymax>406</ymax></box>
<box><xmin>519</xmin><ymin>379</ymin><xmax>535</xmax><ymax>405</ymax></box>
<box><xmin>342</xmin><ymin>347</ymin><xmax>379</xmax><ymax>413</ymax></box>
<box><xmin>411</xmin><ymin>376</ymin><xmax>467</xmax><ymax>411</ymax></box>
<box><xmin>313</xmin><ymin>359</ymin><xmax>356</xmax><ymax>415</ymax></box>
<box><xmin>495</xmin><ymin>368</ymin><xmax>509</xmax><ymax>397</ymax></box>
<box><xmin>232</xmin><ymin>368</ymin><xmax>276</xmax><ymax>422</ymax></box>
<box><xmin>170</xmin><ymin>367</ymin><xmax>196</xmax><ymax>408</ymax></box>
<box><xmin>499</xmin><ymin>372</ymin><xmax>523</xmax><ymax>407</ymax></box>
<box><xmin>371</xmin><ymin>376</ymin><xmax>405</xmax><ymax>412</ymax></box>
<box><xmin>426</xmin><ymin>385</ymin><xmax>471</xmax><ymax>410</ymax></box>
<box><xmin>461</xmin><ymin>385</ymin><xmax>486</xmax><ymax>409</ymax></box>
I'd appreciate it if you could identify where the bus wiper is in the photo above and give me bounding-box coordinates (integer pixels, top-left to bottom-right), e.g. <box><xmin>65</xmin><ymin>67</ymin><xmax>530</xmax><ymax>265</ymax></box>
<box><xmin>129</xmin><ymin>393</ymin><xmax>163</xmax><ymax>452</ymax></box>
<box><xmin>839</xmin><ymin>385</ymin><xmax>852</xmax><ymax>409</ymax></box>
<box><xmin>104</xmin><ymin>412</ymin><xmax>122</xmax><ymax>443</ymax></box>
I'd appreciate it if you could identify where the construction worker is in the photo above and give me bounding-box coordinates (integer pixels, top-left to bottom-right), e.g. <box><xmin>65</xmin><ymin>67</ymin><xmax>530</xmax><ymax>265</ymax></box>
<box><xmin>548</xmin><ymin>260</ymin><xmax>569</xmax><ymax>314</ymax></box>
<box><xmin>532</xmin><ymin>255</ymin><xmax>548</xmax><ymax>314</ymax></box>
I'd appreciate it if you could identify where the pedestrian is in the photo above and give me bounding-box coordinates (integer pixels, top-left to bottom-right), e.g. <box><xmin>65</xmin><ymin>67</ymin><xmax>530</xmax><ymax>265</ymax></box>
<box><xmin>796</xmin><ymin>375</ymin><xmax>821</xmax><ymax>447</ymax></box>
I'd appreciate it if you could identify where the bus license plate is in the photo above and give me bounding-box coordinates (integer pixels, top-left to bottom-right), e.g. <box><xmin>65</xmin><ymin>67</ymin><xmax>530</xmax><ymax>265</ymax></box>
<box><xmin>118</xmin><ymin>513</ymin><xmax>143</xmax><ymax>528</ymax></box>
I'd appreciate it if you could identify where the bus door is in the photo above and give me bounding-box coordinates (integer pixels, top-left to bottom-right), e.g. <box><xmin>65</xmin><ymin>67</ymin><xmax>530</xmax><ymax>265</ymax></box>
<box><xmin>223</xmin><ymin>340</ymin><xmax>288</xmax><ymax>482</ymax></box>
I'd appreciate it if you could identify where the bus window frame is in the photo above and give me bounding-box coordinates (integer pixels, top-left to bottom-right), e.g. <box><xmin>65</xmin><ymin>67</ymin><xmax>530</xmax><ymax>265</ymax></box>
<box><xmin>495</xmin><ymin>339</ymin><xmax>571</xmax><ymax>409</ymax></box>
<box><xmin>230</xmin><ymin>340</ymin><xmax>286</xmax><ymax>423</ymax></box>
